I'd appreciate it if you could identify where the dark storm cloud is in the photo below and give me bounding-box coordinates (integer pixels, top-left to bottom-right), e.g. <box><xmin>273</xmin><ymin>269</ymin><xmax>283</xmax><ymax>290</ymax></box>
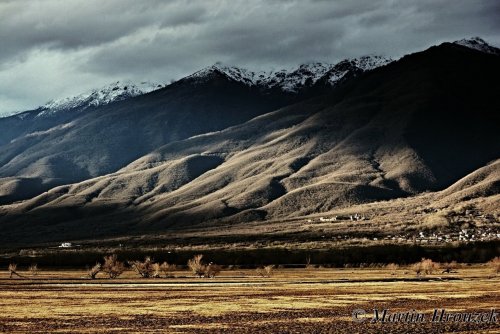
<box><xmin>0</xmin><ymin>0</ymin><xmax>206</xmax><ymax>64</ymax></box>
<box><xmin>0</xmin><ymin>0</ymin><xmax>499</xmax><ymax>115</ymax></box>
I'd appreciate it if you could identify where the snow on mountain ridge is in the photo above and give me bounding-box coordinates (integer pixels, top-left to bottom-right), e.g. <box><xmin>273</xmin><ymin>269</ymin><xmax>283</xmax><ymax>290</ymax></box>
<box><xmin>453</xmin><ymin>37</ymin><xmax>500</xmax><ymax>55</ymax></box>
<box><xmin>186</xmin><ymin>64</ymin><xmax>268</xmax><ymax>86</ymax></box>
<box><xmin>29</xmin><ymin>55</ymin><xmax>393</xmax><ymax>119</ymax></box>
<box><xmin>353</xmin><ymin>55</ymin><xmax>393</xmax><ymax>71</ymax></box>
<box><xmin>38</xmin><ymin>80</ymin><xmax>164</xmax><ymax>117</ymax></box>
<box><xmin>186</xmin><ymin>55</ymin><xmax>392</xmax><ymax>92</ymax></box>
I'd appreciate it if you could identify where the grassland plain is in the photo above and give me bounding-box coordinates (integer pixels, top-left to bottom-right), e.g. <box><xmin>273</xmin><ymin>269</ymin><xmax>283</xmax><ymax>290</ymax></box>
<box><xmin>0</xmin><ymin>267</ymin><xmax>498</xmax><ymax>333</ymax></box>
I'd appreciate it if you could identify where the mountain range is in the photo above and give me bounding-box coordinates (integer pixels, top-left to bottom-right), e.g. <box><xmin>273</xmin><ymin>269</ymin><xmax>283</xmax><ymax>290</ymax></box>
<box><xmin>0</xmin><ymin>37</ymin><xmax>498</xmax><ymax>247</ymax></box>
<box><xmin>0</xmin><ymin>53</ymin><xmax>393</xmax><ymax>205</ymax></box>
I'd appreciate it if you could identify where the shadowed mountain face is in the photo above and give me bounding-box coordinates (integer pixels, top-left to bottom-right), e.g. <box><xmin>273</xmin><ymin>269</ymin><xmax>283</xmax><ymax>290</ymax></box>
<box><xmin>0</xmin><ymin>74</ymin><xmax>297</xmax><ymax>204</ymax></box>
<box><xmin>0</xmin><ymin>56</ymin><xmax>388</xmax><ymax>205</ymax></box>
<box><xmin>0</xmin><ymin>42</ymin><xmax>499</xmax><ymax>246</ymax></box>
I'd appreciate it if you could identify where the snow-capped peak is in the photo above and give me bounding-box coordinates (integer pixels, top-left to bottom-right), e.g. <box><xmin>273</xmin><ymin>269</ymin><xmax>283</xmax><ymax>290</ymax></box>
<box><xmin>185</xmin><ymin>63</ymin><xmax>267</xmax><ymax>86</ymax></box>
<box><xmin>268</xmin><ymin>62</ymin><xmax>334</xmax><ymax>92</ymax></box>
<box><xmin>454</xmin><ymin>37</ymin><xmax>500</xmax><ymax>55</ymax></box>
<box><xmin>185</xmin><ymin>56</ymin><xmax>392</xmax><ymax>93</ymax></box>
<box><xmin>353</xmin><ymin>55</ymin><xmax>393</xmax><ymax>71</ymax></box>
<box><xmin>38</xmin><ymin>80</ymin><xmax>164</xmax><ymax>117</ymax></box>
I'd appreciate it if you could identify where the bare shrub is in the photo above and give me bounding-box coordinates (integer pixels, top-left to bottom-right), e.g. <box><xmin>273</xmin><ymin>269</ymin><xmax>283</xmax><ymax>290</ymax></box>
<box><xmin>8</xmin><ymin>263</ymin><xmax>21</xmax><ymax>278</ymax></box>
<box><xmin>386</xmin><ymin>263</ymin><xmax>399</xmax><ymax>275</ymax></box>
<box><xmin>188</xmin><ymin>254</ymin><xmax>206</xmax><ymax>277</ymax></box>
<box><xmin>102</xmin><ymin>254</ymin><xmax>125</xmax><ymax>279</ymax></box>
<box><xmin>159</xmin><ymin>262</ymin><xmax>176</xmax><ymax>278</ymax></box>
<box><xmin>422</xmin><ymin>258</ymin><xmax>440</xmax><ymax>274</ymax></box>
<box><xmin>412</xmin><ymin>262</ymin><xmax>423</xmax><ymax>276</ymax></box>
<box><xmin>441</xmin><ymin>261</ymin><xmax>459</xmax><ymax>273</ymax></box>
<box><xmin>305</xmin><ymin>256</ymin><xmax>314</xmax><ymax>269</ymax></box>
<box><xmin>205</xmin><ymin>263</ymin><xmax>222</xmax><ymax>278</ymax></box>
<box><xmin>151</xmin><ymin>263</ymin><xmax>162</xmax><ymax>278</ymax></box>
<box><xmin>129</xmin><ymin>257</ymin><xmax>156</xmax><ymax>278</ymax></box>
<box><xmin>187</xmin><ymin>255</ymin><xmax>221</xmax><ymax>278</ymax></box>
<box><xmin>28</xmin><ymin>264</ymin><xmax>39</xmax><ymax>276</ymax></box>
<box><xmin>487</xmin><ymin>257</ymin><xmax>500</xmax><ymax>274</ymax></box>
<box><xmin>87</xmin><ymin>263</ymin><xmax>101</xmax><ymax>279</ymax></box>
<box><xmin>412</xmin><ymin>258</ymin><xmax>440</xmax><ymax>276</ymax></box>
<box><xmin>256</xmin><ymin>265</ymin><xmax>275</xmax><ymax>278</ymax></box>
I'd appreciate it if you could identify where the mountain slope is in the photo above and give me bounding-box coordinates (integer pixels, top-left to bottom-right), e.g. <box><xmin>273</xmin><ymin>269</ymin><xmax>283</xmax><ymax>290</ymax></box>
<box><xmin>0</xmin><ymin>55</ymin><xmax>394</xmax><ymax>204</ymax></box>
<box><xmin>38</xmin><ymin>80</ymin><xmax>163</xmax><ymax>117</ymax></box>
<box><xmin>0</xmin><ymin>74</ymin><xmax>295</xmax><ymax>204</ymax></box>
<box><xmin>454</xmin><ymin>37</ymin><xmax>500</xmax><ymax>55</ymax></box>
<box><xmin>1</xmin><ymin>41</ymin><xmax>498</xmax><ymax>245</ymax></box>
<box><xmin>0</xmin><ymin>81</ymin><xmax>162</xmax><ymax>146</ymax></box>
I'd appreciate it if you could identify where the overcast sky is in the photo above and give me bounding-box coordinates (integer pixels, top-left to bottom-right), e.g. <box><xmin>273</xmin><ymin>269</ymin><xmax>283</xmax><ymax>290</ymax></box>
<box><xmin>1</xmin><ymin>0</ymin><xmax>499</xmax><ymax>116</ymax></box>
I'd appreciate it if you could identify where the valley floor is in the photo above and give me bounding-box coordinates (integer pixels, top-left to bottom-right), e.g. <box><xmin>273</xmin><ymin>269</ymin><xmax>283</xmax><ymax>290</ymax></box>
<box><xmin>0</xmin><ymin>268</ymin><xmax>498</xmax><ymax>333</ymax></box>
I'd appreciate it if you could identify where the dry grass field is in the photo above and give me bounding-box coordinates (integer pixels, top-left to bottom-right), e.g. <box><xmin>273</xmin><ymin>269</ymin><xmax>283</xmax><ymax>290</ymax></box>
<box><xmin>0</xmin><ymin>267</ymin><xmax>498</xmax><ymax>333</ymax></box>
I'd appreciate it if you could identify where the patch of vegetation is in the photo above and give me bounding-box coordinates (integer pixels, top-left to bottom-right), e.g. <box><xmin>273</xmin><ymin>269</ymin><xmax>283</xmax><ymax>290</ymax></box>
<box><xmin>421</xmin><ymin>211</ymin><xmax>450</xmax><ymax>231</ymax></box>
<box><xmin>28</xmin><ymin>264</ymin><xmax>39</xmax><ymax>276</ymax></box>
<box><xmin>441</xmin><ymin>261</ymin><xmax>459</xmax><ymax>273</ymax></box>
<box><xmin>102</xmin><ymin>255</ymin><xmax>125</xmax><ymax>279</ymax></box>
<box><xmin>2</xmin><ymin>241</ymin><xmax>499</xmax><ymax>268</ymax></box>
<box><xmin>129</xmin><ymin>257</ymin><xmax>158</xmax><ymax>278</ymax></box>
<box><xmin>87</xmin><ymin>263</ymin><xmax>101</xmax><ymax>279</ymax></box>
<box><xmin>487</xmin><ymin>256</ymin><xmax>500</xmax><ymax>274</ymax></box>
<box><xmin>256</xmin><ymin>265</ymin><xmax>275</xmax><ymax>278</ymax></box>
<box><xmin>187</xmin><ymin>254</ymin><xmax>221</xmax><ymax>278</ymax></box>
<box><xmin>8</xmin><ymin>263</ymin><xmax>21</xmax><ymax>278</ymax></box>
<box><xmin>159</xmin><ymin>262</ymin><xmax>176</xmax><ymax>278</ymax></box>
<box><xmin>386</xmin><ymin>263</ymin><xmax>399</xmax><ymax>275</ymax></box>
<box><xmin>411</xmin><ymin>258</ymin><xmax>440</xmax><ymax>276</ymax></box>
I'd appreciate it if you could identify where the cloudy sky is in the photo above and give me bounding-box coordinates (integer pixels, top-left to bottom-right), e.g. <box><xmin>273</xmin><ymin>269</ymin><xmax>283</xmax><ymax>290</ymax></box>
<box><xmin>1</xmin><ymin>0</ymin><xmax>499</xmax><ymax>116</ymax></box>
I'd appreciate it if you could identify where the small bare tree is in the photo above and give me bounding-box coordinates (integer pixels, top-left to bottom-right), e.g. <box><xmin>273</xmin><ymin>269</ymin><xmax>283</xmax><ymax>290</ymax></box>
<box><xmin>151</xmin><ymin>263</ymin><xmax>161</xmax><ymax>278</ymax></box>
<box><xmin>8</xmin><ymin>263</ymin><xmax>22</xmax><ymax>278</ymax></box>
<box><xmin>441</xmin><ymin>261</ymin><xmax>458</xmax><ymax>274</ymax></box>
<box><xmin>186</xmin><ymin>255</ymin><xmax>222</xmax><ymax>278</ymax></box>
<box><xmin>87</xmin><ymin>263</ymin><xmax>101</xmax><ymax>279</ymax></box>
<box><xmin>412</xmin><ymin>262</ymin><xmax>423</xmax><ymax>276</ymax></box>
<box><xmin>421</xmin><ymin>258</ymin><xmax>440</xmax><ymax>274</ymax></box>
<box><xmin>386</xmin><ymin>263</ymin><xmax>399</xmax><ymax>275</ymax></box>
<box><xmin>205</xmin><ymin>263</ymin><xmax>222</xmax><ymax>278</ymax></box>
<box><xmin>187</xmin><ymin>254</ymin><xmax>206</xmax><ymax>278</ymax></box>
<box><xmin>412</xmin><ymin>258</ymin><xmax>440</xmax><ymax>276</ymax></box>
<box><xmin>256</xmin><ymin>265</ymin><xmax>275</xmax><ymax>278</ymax></box>
<box><xmin>487</xmin><ymin>257</ymin><xmax>500</xmax><ymax>274</ymax></box>
<box><xmin>159</xmin><ymin>262</ymin><xmax>176</xmax><ymax>278</ymax></box>
<box><xmin>129</xmin><ymin>257</ymin><xmax>156</xmax><ymax>278</ymax></box>
<box><xmin>102</xmin><ymin>255</ymin><xmax>125</xmax><ymax>279</ymax></box>
<box><xmin>28</xmin><ymin>264</ymin><xmax>39</xmax><ymax>277</ymax></box>
<box><xmin>305</xmin><ymin>256</ymin><xmax>314</xmax><ymax>269</ymax></box>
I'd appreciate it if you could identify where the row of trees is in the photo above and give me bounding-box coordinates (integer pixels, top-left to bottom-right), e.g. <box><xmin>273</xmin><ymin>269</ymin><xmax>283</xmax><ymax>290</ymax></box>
<box><xmin>388</xmin><ymin>257</ymin><xmax>500</xmax><ymax>276</ymax></box>
<box><xmin>7</xmin><ymin>256</ymin><xmax>500</xmax><ymax>279</ymax></box>
<box><xmin>7</xmin><ymin>263</ymin><xmax>39</xmax><ymax>278</ymax></box>
<box><xmin>87</xmin><ymin>254</ymin><xmax>222</xmax><ymax>279</ymax></box>
<box><xmin>90</xmin><ymin>255</ymin><xmax>277</xmax><ymax>279</ymax></box>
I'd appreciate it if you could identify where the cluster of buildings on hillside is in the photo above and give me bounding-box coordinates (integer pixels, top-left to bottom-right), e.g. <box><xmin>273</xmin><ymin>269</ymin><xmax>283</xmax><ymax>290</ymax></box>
<box><xmin>307</xmin><ymin>210</ymin><xmax>500</xmax><ymax>245</ymax></box>
<box><xmin>386</xmin><ymin>228</ymin><xmax>500</xmax><ymax>244</ymax></box>
<box><xmin>312</xmin><ymin>213</ymin><xmax>368</xmax><ymax>222</ymax></box>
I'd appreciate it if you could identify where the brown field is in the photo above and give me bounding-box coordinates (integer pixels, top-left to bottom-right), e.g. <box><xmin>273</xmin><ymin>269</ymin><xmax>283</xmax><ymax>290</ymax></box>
<box><xmin>0</xmin><ymin>267</ymin><xmax>499</xmax><ymax>333</ymax></box>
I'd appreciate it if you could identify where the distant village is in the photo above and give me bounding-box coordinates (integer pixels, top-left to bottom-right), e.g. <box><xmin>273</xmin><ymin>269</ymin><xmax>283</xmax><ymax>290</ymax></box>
<box><xmin>308</xmin><ymin>208</ymin><xmax>500</xmax><ymax>245</ymax></box>
<box><xmin>46</xmin><ymin>208</ymin><xmax>499</xmax><ymax>250</ymax></box>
